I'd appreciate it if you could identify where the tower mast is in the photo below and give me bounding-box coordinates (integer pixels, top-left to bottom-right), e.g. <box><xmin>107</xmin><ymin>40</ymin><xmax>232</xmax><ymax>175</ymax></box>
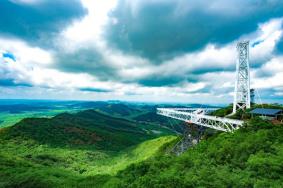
<box><xmin>233</xmin><ymin>41</ymin><xmax>251</xmax><ymax>114</ymax></box>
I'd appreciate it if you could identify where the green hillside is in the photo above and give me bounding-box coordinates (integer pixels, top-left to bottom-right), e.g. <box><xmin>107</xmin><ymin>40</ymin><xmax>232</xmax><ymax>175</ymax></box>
<box><xmin>2</xmin><ymin>110</ymin><xmax>173</xmax><ymax>151</ymax></box>
<box><xmin>0</xmin><ymin>109</ymin><xmax>176</xmax><ymax>187</ymax></box>
<box><xmin>95</xmin><ymin>103</ymin><xmax>142</xmax><ymax>117</ymax></box>
<box><xmin>103</xmin><ymin>117</ymin><xmax>283</xmax><ymax>187</ymax></box>
<box><xmin>133</xmin><ymin>111</ymin><xmax>171</xmax><ymax>124</ymax></box>
<box><xmin>1</xmin><ymin>106</ymin><xmax>283</xmax><ymax>187</ymax></box>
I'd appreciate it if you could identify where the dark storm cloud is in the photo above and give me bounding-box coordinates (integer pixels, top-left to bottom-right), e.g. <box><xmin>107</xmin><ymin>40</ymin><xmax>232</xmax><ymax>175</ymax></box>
<box><xmin>252</xmin><ymin>40</ymin><xmax>264</xmax><ymax>48</ymax></box>
<box><xmin>138</xmin><ymin>75</ymin><xmax>185</xmax><ymax>87</ymax></box>
<box><xmin>0</xmin><ymin>79</ymin><xmax>32</xmax><ymax>87</ymax></box>
<box><xmin>79</xmin><ymin>87</ymin><xmax>111</xmax><ymax>93</ymax></box>
<box><xmin>105</xmin><ymin>0</ymin><xmax>283</xmax><ymax>61</ymax></box>
<box><xmin>137</xmin><ymin>63</ymin><xmax>235</xmax><ymax>87</ymax></box>
<box><xmin>274</xmin><ymin>21</ymin><xmax>283</xmax><ymax>54</ymax></box>
<box><xmin>194</xmin><ymin>86</ymin><xmax>212</xmax><ymax>94</ymax></box>
<box><xmin>138</xmin><ymin>72</ymin><xmax>201</xmax><ymax>87</ymax></box>
<box><xmin>41</xmin><ymin>0</ymin><xmax>283</xmax><ymax>89</ymax></box>
<box><xmin>275</xmin><ymin>36</ymin><xmax>283</xmax><ymax>54</ymax></box>
<box><xmin>54</xmin><ymin>48</ymin><xmax>117</xmax><ymax>81</ymax></box>
<box><xmin>0</xmin><ymin>0</ymin><xmax>86</xmax><ymax>46</ymax></box>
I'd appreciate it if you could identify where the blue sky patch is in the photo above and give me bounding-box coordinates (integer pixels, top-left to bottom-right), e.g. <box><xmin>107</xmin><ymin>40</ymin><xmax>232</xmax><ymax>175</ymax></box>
<box><xmin>2</xmin><ymin>52</ymin><xmax>16</xmax><ymax>61</ymax></box>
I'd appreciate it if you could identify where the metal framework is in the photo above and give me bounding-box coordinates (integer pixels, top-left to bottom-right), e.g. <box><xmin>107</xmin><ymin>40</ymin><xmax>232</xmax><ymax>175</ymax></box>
<box><xmin>156</xmin><ymin>41</ymin><xmax>249</xmax><ymax>136</ymax></box>
<box><xmin>168</xmin><ymin>124</ymin><xmax>206</xmax><ymax>156</ymax></box>
<box><xmin>157</xmin><ymin>108</ymin><xmax>243</xmax><ymax>132</ymax></box>
<box><xmin>233</xmin><ymin>41</ymin><xmax>251</xmax><ymax>113</ymax></box>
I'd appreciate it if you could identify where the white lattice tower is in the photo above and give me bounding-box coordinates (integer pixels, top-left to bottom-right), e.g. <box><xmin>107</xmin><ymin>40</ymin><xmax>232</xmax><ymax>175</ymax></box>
<box><xmin>233</xmin><ymin>41</ymin><xmax>251</xmax><ymax>113</ymax></box>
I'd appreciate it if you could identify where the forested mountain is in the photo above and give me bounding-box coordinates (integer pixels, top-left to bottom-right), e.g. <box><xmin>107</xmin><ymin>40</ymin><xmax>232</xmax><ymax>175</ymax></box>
<box><xmin>0</xmin><ymin>109</ymin><xmax>175</xmax><ymax>187</ymax></box>
<box><xmin>102</xmin><ymin>117</ymin><xmax>283</xmax><ymax>187</ymax></box>
<box><xmin>0</xmin><ymin>105</ymin><xmax>283</xmax><ymax>187</ymax></box>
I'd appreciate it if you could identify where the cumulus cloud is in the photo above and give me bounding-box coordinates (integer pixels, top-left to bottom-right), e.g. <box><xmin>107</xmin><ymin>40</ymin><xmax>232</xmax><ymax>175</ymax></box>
<box><xmin>106</xmin><ymin>0</ymin><xmax>283</xmax><ymax>60</ymax></box>
<box><xmin>252</xmin><ymin>56</ymin><xmax>283</xmax><ymax>89</ymax></box>
<box><xmin>0</xmin><ymin>0</ymin><xmax>86</xmax><ymax>45</ymax></box>
<box><xmin>0</xmin><ymin>37</ymin><xmax>110</xmax><ymax>91</ymax></box>
<box><xmin>0</xmin><ymin>0</ymin><xmax>283</xmax><ymax>103</ymax></box>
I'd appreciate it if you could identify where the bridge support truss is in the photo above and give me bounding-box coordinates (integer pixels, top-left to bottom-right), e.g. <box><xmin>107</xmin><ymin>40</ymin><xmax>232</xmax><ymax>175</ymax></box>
<box><xmin>169</xmin><ymin>124</ymin><xmax>205</xmax><ymax>156</ymax></box>
<box><xmin>157</xmin><ymin>108</ymin><xmax>243</xmax><ymax>133</ymax></box>
<box><xmin>157</xmin><ymin>41</ymin><xmax>249</xmax><ymax>155</ymax></box>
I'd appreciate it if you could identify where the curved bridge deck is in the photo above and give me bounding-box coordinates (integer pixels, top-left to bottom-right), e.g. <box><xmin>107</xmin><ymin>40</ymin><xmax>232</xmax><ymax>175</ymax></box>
<box><xmin>157</xmin><ymin>108</ymin><xmax>243</xmax><ymax>132</ymax></box>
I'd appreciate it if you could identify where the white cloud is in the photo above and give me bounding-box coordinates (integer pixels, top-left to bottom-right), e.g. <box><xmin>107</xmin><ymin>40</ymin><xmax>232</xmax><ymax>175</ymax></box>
<box><xmin>0</xmin><ymin>37</ymin><xmax>53</xmax><ymax>66</ymax></box>
<box><xmin>1</xmin><ymin>1</ymin><xmax>283</xmax><ymax>103</ymax></box>
<box><xmin>200</xmin><ymin>71</ymin><xmax>235</xmax><ymax>88</ymax></box>
<box><xmin>144</xmin><ymin>18</ymin><xmax>283</xmax><ymax>79</ymax></box>
<box><xmin>57</xmin><ymin>0</ymin><xmax>153</xmax><ymax>80</ymax></box>
<box><xmin>258</xmin><ymin>56</ymin><xmax>283</xmax><ymax>74</ymax></box>
<box><xmin>249</xmin><ymin>18</ymin><xmax>283</xmax><ymax>65</ymax></box>
<box><xmin>154</xmin><ymin>44</ymin><xmax>236</xmax><ymax>76</ymax></box>
<box><xmin>61</xmin><ymin>0</ymin><xmax>118</xmax><ymax>49</ymax></box>
<box><xmin>0</xmin><ymin>36</ymin><xmax>112</xmax><ymax>91</ymax></box>
<box><xmin>252</xmin><ymin>56</ymin><xmax>283</xmax><ymax>89</ymax></box>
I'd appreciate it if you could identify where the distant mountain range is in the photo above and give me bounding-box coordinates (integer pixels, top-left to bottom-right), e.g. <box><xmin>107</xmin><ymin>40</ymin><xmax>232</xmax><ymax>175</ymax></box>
<box><xmin>0</xmin><ymin>100</ymin><xmax>218</xmax><ymax>131</ymax></box>
<box><xmin>2</xmin><ymin>109</ymin><xmax>171</xmax><ymax>151</ymax></box>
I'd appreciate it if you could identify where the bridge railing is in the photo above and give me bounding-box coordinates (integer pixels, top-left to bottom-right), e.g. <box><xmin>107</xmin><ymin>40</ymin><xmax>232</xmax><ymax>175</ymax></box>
<box><xmin>157</xmin><ymin>108</ymin><xmax>243</xmax><ymax>132</ymax></box>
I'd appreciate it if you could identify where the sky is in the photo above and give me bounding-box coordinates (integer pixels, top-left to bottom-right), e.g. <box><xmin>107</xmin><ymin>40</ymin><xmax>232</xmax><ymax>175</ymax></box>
<box><xmin>0</xmin><ymin>0</ymin><xmax>283</xmax><ymax>104</ymax></box>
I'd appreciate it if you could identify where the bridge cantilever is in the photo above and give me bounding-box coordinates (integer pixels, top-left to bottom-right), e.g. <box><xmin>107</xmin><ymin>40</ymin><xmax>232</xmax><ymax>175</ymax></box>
<box><xmin>157</xmin><ymin>108</ymin><xmax>243</xmax><ymax>132</ymax></box>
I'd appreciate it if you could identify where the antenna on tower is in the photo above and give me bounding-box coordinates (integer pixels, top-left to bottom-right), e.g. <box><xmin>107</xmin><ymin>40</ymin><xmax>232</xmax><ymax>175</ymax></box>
<box><xmin>233</xmin><ymin>41</ymin><xmax>251</xmax><ymax>114</ymax></box>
